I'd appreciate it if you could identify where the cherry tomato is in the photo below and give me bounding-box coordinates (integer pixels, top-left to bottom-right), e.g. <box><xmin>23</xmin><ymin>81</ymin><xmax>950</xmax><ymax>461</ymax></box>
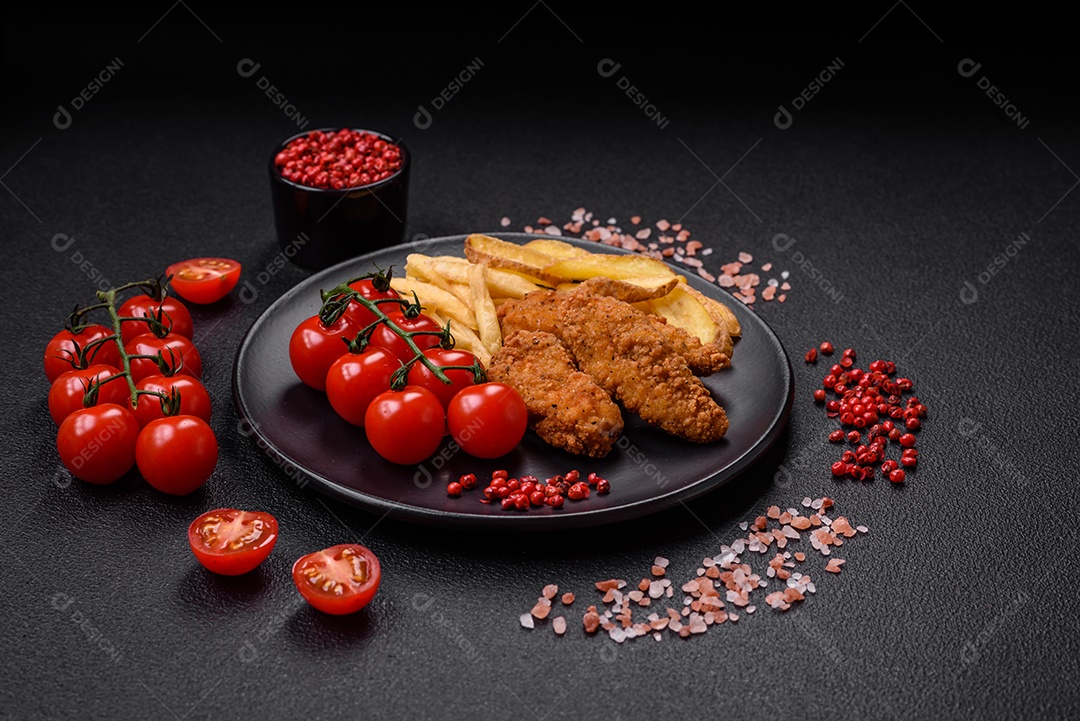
<box><xmin>133</xmin><ymin>374</ymin><xmax>212</xmax><ymax>427</ymax></box>
<box><xmin>56</xmin><ymin>404</ymin><xmax>140</xmax><ymax>484</ymax></box>
<box><xmin>447</xmin><ymin>383</ymin><xmax>528</xmax><ymax>459</ymax></box>
<box><xmin>118</xmin><ymin>295</ymin><xmax>193</xmax><ymax>345</ymax></box>
<box><xmin>288</xmin><ymin>314</ymin><xmax>360</xmax><ymax>391</ymax></box>
<box><xmin>125</xmin><ymin>333</ymin><xmax>203</xmax><ymax>381</ymax></box>
<box><xmin>44</xmin><ymin>325</ymin><xmax>121</xmax><ymax>382</ymax></box>
<box><xmin>188</xmin><ymin>509</ymin><xmax>278</xmax><ymax>575</ymax></box>
<box><xmin>364</xmin><ymin>386</ymin><xmax>445</xmax><ymax>464</ymax></box>
<box><xmin>47</xmin><ymin>364</ymin><xmax>130</xmax><ymax>425</ymax></box>
<box><xmin>343</xmin><ymin>278</ymin><xmax>402</xmax><ymax>328</ymax></box>
<box><xmin>135</xmin><ymin>416</ymin><xmax>218</xmax><ymax>495</ymax></box>
<box><xmin>165</xmin><ymin>258</ymin><xmax>242</xmax><ymax>304</ymax></box>
<box><xmin>369</xmin><ymin>311</ymin><xmax>443</xmax><ymax>363</ymax></box>
<box><xmin>325</xmin><ymin>347</ymin><xmax>402</xmax><ymax>426</ymax></box>
<box><xmin>291</xmin><ymin>544</ymin><xmax>381</xmax><ymax>615</ymax></box>
<box><xmin>406</xmin><ymin>348</ymin><xmax>481</xmax><ymax>410</ymax></box>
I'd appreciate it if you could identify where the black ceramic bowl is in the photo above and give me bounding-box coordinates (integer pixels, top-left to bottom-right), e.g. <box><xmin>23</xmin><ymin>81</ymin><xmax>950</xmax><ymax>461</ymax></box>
<box><xmin>268</xmin><ymin>128</ymin><xmax>410</xmax><ymax>270</ymax></box>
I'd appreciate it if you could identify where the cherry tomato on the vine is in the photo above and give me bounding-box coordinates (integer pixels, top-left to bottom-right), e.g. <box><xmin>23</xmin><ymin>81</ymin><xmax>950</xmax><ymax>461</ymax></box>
<box><xmin>165</xmin><ymin>258</ymin><xmax>242</xmax><ymax>305</ymax></box>
<box><xmin>369</xmin><ymin>311</ymin><xmax>443</xmax><ymax>364</ymax></box>
<box><xmin>125</xmin><ymin>333</ymin><xmax>203</xmax><ymax>381</ymax></box>
<box><xmin>364</xmin><ymin>386</ymin><xmax>445</xmax><ymax>464</ymax></box>
<box><xmin>343</xmin><ymin>278</ymin><xmax>401</xmax><ymax>328</ymax></box>
<box><xmin>134</xmin><ymin>374</ymin><xmax>212</xmax><ymax>427</ymax></box>
<box><xmin>291</xmin><ymin>544</ymin><xmax>381</xmax><ymax>615</ymax></box>
<box><xmin>56</xmin><ymin>404</ymin><xmax>140</xmax><ymax>484</ymax></box>
<box><xmin>325</xmin><ymin>347</ymin><xmax>402</xmax><ymax>426</ymax></box>
<box><xmin>118</xmin><ymin>295</ymin><xmax>193</xmax><ymax>345</ymax></box>
<box><xmin>47</xmin><ymin>364</ymin><xmax>130</xmax><ymax>425</ymax></box>
<box><xmin>288</xmin><ymin>314</ymin><xmax>359</xmax><ymax>391</ymax></box>
<box><xmin>406</xmin><ymin>348</ymin><xmax>481</xmax><ymax>411</ymax></box>
<box><xmin>447</xmin><ymin>382</ymin><xmax>528</xmax><ymax>459</ymax></box>
<box><xmin>135</xmin><ymin>416</ymin><xmax>218</xmax><ymax>495</ymax></box>
<box><xmin>188</xmin><ymin>509</ymin><xmax>278</xmax><ymax>575</ymax></box>
<box><xmin>44</xmin><ymin>325</ymin><xmax>121</xmax><ymax>382</ymax></box>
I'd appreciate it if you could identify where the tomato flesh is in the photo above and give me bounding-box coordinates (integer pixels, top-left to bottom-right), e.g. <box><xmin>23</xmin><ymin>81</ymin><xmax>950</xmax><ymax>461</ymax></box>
<box><xmin>188</xmin><ymin>509</ymin><xmax>278</xmax><ymax>575</ymax></box>
<box><xmin>166</xmin><ymin>258</ymin><xmax>242</xmax><ymax>304</ymax></box>
<box><xmin>291</xmin><ymin>544</ymin><xmax>381</xmax><ymax>615</ymax></box>
<box><xmin>447</xmin><ymin>382</ymin><xmax>528</xmax><ymax>459</ymax></box>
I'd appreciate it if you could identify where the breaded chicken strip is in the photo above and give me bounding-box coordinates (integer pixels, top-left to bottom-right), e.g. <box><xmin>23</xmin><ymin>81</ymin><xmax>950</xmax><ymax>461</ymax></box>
<box><xmin>498</xmin><ymin>287</ymin><xmax>730</xmax><ymax>376</ymax></box>
<box><xmin>556</xmin><ymin>293</ymin><xmax>729</xmax><ymax>443</ymax></box>
<box><xmin>488</xmin><ymin>330</ymin><xmax>624</xmax><ymax>458</ymax></box>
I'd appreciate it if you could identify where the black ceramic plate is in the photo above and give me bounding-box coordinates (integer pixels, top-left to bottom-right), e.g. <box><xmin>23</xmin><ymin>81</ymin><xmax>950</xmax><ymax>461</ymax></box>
<box><xmin>233</xmin><ymin>233</ymin><xmax>793</xmax><ymax>529</ymax></box>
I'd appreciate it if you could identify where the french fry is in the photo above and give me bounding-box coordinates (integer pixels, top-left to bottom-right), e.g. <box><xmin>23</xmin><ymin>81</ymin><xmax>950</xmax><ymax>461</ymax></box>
<box><xmin>523</xmin><ymin>238</ymin><xmax>589</xmax><ymax>259</ymax></box>
<box><xmin>468</xmin><ymin>263</ymin><xmax>502</xmax><ymax>356</ymax></box>
<box><xmin>407</xmin><ymin>254</ymin><xmax>541</xmax><ymax>298</ymax></box>
<box><xmin>389</xmin><ymin>277</ymin><xmax>477</xmax><ymax>330</ymax></box>
<box><xmin>542</xmin><ymin>253</ymin><xmax>676</xmax><ymax>282</ymax></box>
<box><xmin>464</xmin><ymin>234</ymin><xmax>561</xmax><ymax>286</ymax></box>
<box><xmin>449</xmin><ymin>322</ymin><xmax>492</xmax><ymax>367</ymax></box>
<box><xmin>679</xmin><ymin>282</ymin><xmax>741</xmax><ymax>339</ymax></box>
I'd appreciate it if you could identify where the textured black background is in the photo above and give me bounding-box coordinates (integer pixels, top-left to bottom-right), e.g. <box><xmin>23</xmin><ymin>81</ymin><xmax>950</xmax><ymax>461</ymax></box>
<box><xmin>2</xmin><ymin>6</ymin><xmax>1078</xmax><ymax>720</ymax></box>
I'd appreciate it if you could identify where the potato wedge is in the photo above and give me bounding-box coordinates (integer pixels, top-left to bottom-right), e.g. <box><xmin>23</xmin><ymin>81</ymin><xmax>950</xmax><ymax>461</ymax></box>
<box><xmin>407</xmin><ymin>254</ymin><xmax>542</xmax><ymax>298</ymax></box>
<box><xmin>679</xmin><ymin>283</ymin><xmax>741</xmax><ymax>338</ymax></box>
<box><xmin>543</xmin><ymin>253</ymin><xmax>676</xmax><ymax>282</ymax></box>
<box><xmin>645</xmin><ymin>285</ymin><xmax>725</xmax><ymax>347</ymax></box>
<box><xmin>467</xmin><ymin>264</ymin><xmax>502</xmax><ymax>356</ymax></box>
<box><xmin>389</xmin><ymin>277</ymin><xmax>477</xmax><ymax>330</ymax></box>
<box><xmin>464</xmin><ymin>234</ymin><xmax>561</xmax><ymax>285</ymax></box>
<box><xmin>523</xmin><ymin>238</ymin><xmax>589</xmax><ymax>260</ymax></box>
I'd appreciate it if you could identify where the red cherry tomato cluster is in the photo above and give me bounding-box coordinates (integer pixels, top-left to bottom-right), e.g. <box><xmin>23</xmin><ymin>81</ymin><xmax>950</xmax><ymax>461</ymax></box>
<box><xmin>289</xmin><ymin>275</ymin><xmax>528</xmax><ymax>465</ymax></box>
<box><xmin>449</xmin><ymin>469</ymin><xmax>612</xmax><ymax>511</ymax></box>
<box><xmin>188</xmin><ymin>508</ymin><xmax>381</xmax><ymax>615</ymax></box>
<box><xmin>47</xmin><ymin>275</ymin><xmax>227</xmax><ymax>495</ymax></box>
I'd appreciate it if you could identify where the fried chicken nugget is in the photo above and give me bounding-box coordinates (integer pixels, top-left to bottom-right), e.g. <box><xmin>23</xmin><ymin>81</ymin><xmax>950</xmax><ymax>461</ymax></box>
<box><xmin>488</xmin><ymin>330</ymin><xmax>624</xmax><ymax>458</ymax></box>
<box><xmin>556</xmin><ymin>293</ymin><xmax>729</xmax><ymax>443</ymax></box>
<box><xmin>498</xmin><ymin>287</ymin><xmax>729</xmax><ymax>376</ymax></box>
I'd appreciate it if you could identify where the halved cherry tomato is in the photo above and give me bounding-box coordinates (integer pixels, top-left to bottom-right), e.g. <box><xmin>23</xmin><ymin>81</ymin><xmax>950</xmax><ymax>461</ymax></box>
<box><xmin>125</xmin><ymin>333</ymin><xmax>203</xmax><ymax>381</ymax></box>
<box><xmin>188</xmin><ymin>509</ymin><xmax>278</xmax><ymax>575</ymax></box>
<box><xmin>135</xmin><ymin>416</ymin><xmax>218</xmax><ymax>495</ymax></box>
<box><xmin>118</xmin><ymin>295</ymin><xmax>193</xmax><ymax>345</ymax></box>
<box><xmin>369</xmin><ymin>311</ymin><xmax>443</xmax><ymax>363</ymax></box>
<box><xmin>48</xmin><ymin>364</ymin><xmax>130</xmax><ymax>425</ymax></box>
<box><xmin>364</xmin><ymin>386</ymin><xmax>445</xmax><ymax>464</ymax></box>
<box><xmin>447</xmin><ymin>382</ymin><xmax>528</xmax><ymax>459</ymax></box>
<box><xmin>56</xmin><ymin>404</ymin><xmax>140</xmax><ymax>484</ymax></box>
<box><xmin>325</xmin><ymin>347</ymin><xmax>402</xmax><ymax>426</ymax></box>
<box><xmin>291</xmin><ymin>544</ymin><xmax>381</xmax><ymax>615</ymax></box>
<box><xmin>166</xmin><ymin>258</ymin><xmax>242</xmax><ymax>304</ymax></box>
<box><xmin>288</xmin><ymin>314</ymin><xmax>359</xmax><ymax>391</ymax></box>
<box><xmin>134</xmin><ymin>374</ymin><xmax>212</xmax><ymax>427</ymax></box>
<box><xmin>407</xmin><ymin>348</ymin><xmax>481</xmax><ymax>410</ymax></box>
<box><xmin>44</xmin><ymin>325</ymin><xmax>122</xmax><ymax>382</ymax></box>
